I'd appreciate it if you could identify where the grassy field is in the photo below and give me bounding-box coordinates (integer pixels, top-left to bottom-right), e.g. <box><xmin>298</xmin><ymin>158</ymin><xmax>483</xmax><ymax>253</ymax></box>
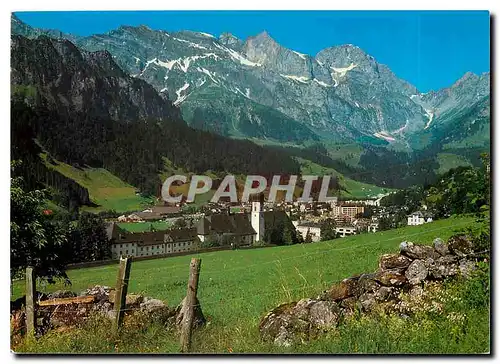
<box><xmin>42</xmin><ymin>154</ymin><xmax>154</xmax><ymax>213</ymax></box>
<box><xmin>12</xmin><ymin>215</ymin><xmax>489</xmax><ymax>354</ymax></box>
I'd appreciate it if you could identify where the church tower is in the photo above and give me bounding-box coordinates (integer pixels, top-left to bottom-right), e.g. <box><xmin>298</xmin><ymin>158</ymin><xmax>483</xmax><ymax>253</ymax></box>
<box><xmin>251</xmin><ymin>194</ymin><xmax>265</xmax><ymax>243</ymax></box>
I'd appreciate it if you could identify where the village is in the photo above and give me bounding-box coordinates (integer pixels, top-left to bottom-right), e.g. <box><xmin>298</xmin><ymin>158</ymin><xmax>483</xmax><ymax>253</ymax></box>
<box><xmin>106</xmin><ymin>193</ymin><xmax>435</xmax><ymax>260</ymax></box>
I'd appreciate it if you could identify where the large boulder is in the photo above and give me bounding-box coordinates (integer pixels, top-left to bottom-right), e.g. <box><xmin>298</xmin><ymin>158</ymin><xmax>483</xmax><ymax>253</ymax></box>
<box><xmin>400</xmin><ymin>241</ymin><xmax>440</xmax><ymax>260</ymax></box>
<box><xmin>379</xmin><ymin>254</ymin><xmax>413</xmax><ymax>270</ymax></box>
<box><xmin>405</xmin><ymin>260</ymin><xmax>428</xmax><ymax>285</ymax></box>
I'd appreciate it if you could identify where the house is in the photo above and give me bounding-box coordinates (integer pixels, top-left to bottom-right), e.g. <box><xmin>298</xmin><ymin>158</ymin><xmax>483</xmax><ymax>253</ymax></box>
<box><xmin>107</xmin><ymin>223</ymin><xmax>198</xmax><ymax>259</ymax></box>
<box><xmin>335</xmin><ymin>225</ymin><xmax>357</xmax><ymax>238</ymax></box>
<box><xmin>164</xmin><ymin>228</ymin><xmax>198</xmax><ymax>254</ymax></box>
<box><xmin>332</xmin><ymin>204</ymin><xmax>365</xmax><ymax>218</ymax></box>
<box><xmin>196</xmin><ymin>199</ymin><xmax>296</xmax><ymax>246</ymax></box>
<box><xmin>293</xmin><ymin>221</ymin><xmax>321</xmax><ymax>242</ymax></box>
<box><xmin>407</xmin><ymin>211</ymin><xmax>433</xmax><ymax>226</ymax></box>
<box><xmin>134</xmin><ymin>205</ymin><xmax>182</xmax><ymax>221</ymax></box>
<box><xmin>196</xmin><ymin>199</ymin><xmax>265</xmax><ymax>246</ymax></box>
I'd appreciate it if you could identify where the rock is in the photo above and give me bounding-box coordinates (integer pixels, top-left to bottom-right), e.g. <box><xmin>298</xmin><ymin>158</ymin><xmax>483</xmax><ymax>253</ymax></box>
<box><xmin>374</xmin><ymin>286</ymin><xmax>398</xmax><ymax>302</ymax></box>
<box><xmin>433</xmin><ymin>238</ymin><xmax>450</xmax><ymax>256</ymax></box>
<box><xmin>322</xmin><ymin>277</ymin><xmax>359</xmax><ymax>301</ymax></box>
<box><xmin>308</xmin><ymin>300</ymin><xmax>340</xmax><ymax>330</ymax></box>
<box><xmin>80</xmin><ymin>285</ymin><xmax>111</xmax><ymax>302</ymax></box>
<box><xmin>448</xmin><ymin>235</ymin><xmax>474</xmax><ymax>257</ymax></box>
<box><xmin>259</xmin><ymin>299</ymin><xmax>340</xmax><ymax>345</ymax></box>
<box><xmin>47</xmin><ymin>290</ymin><xmax>76</xmax><ymax>299</ymax></box>
<box><xmin>339</xmin><ymin>297</ymin><xmax>357</xmax><ymax>315</ymax></box>
<box><xmin>405</xmin><ymin>260</ymin><xmax>428</xmax><ymax>285</ymax></box>
<box><xmin>259</xmin><ymin>302</ymin><xmax>297</xmax><ymax>345</ymax></box>
<box><xmin>274</xmin><ymin>327</ymin><xmax>293</xmax><ymax>347</ymax></box>
<box><xmin>140</xmin><ymin>297</ymin><xmax>167</xmax><ymax>314</ymax></box>
<box><xmin>379</xmin><ymin>254</ymin><xmax>413</xmax><ymax>270</ymax></box>
<box><xmin>358</xmin><ymin>273</ymin><xmax>380</xmax><ymax>294</ymax></box>
<box><xmin>292</xmin><ymin>298</ymin><xmax>316</xmax><ymax>320</ymax></box>
<box><xmin>400</xmin><ymin>241</ymin><xmax>440</xmax><ymax>260</ymax></box>
<box><xmin>459</xmin><ymin>259</ymin><xmax>476</xmax><ymax>278</ymax></box>
<box><xmin>425</xmin><ymin>256</ymin><xmax>459</xmax><ymax>279</ymax></box>
<box><xmin>409</xmin><ymin>285</ymin><xmax>424</xmax><ymax>298</ymax></box>
<box><xmin>126</xmin><ymin>294</ymin><xmax>143</xmax><ymax>306</ymax></box>
<box><xmin>358</xmin><ymin>293</ymin><xmax>376</xmax><ymax>311</ymax></box>
<box><xmin>374</xmin><ymin>269</ymin><xmax>407</xmax><ymax>287</ymax></box>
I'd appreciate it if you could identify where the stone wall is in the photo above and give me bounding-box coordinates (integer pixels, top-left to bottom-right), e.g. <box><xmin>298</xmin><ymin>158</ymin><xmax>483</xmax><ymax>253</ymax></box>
<box><xmin>259</xmin><ymin>234</ymin><xmax>485</xmax><ymax>347</ymax></box>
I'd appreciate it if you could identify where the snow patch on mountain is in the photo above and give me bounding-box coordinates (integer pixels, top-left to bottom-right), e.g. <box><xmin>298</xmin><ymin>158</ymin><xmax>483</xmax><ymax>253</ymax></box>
<box><xmin>143</xmin><ymin>54</ymin><xmax>220</xmax><ymax>74</ymax></box>
<box><xmin>292</xmin><ymin>50</ymin><xmax>307</xmax><ymax>60</ymax></box>
<box><xmin>373</xmin><ymin>131</ymin><xmax>396</xmax><ymax>142</ymax></box>
<box><xmin>172</xmin><ymin>37</ymin><xmax>208</xmax><ymax>50</ymax></box>
<box><xmin>313</xmin><ymin>79</ymin><xmax>331</xmax><ymax>87</ymax></box>
<box><xmin>331</xmin><ymin>63</ymin><xmax>358</xmax><ymax>77</ymax></box>
<box><xmin>197</xmin><ymin>67</ymin><xmax>219</xmax><ymax>84</ymax></box>
<box><xmin>174</xmin><ymin>82</ymin><xmax>190</xmax><ymax>106</ymax></box>
<box><xmin>280</xmin><ymin>74</ymin><xmax>310</xmax><ymax>84</ymax></box>
<box><xmin>213</xmin><ymin>43</ymin><xmax>261</xmax><ymax>67</ymax></box>
<box><xmin>424</xmin><ymin>109</ymin><xmax>434</xmax><ymax>129</ymax></box>
<box><xmin>391</xmin><ymin>120</ymin><xmax>409</xmax><ymax>134</ymax></box>
<box><xmin>199</xmin><ymin>32</ymin><xmax>215</xmax><ymax>38</ymax></box>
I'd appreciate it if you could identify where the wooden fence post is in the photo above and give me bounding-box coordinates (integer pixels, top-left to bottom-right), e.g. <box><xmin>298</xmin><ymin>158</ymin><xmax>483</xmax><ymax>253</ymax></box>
<box><xmin>112</xmin><ymin>256</ymin><xmax>132</xmax><ymax>333</ymax></box>
<box><xmin>25</xmin><ymin>266</ymin><xmax>36</xmax><ymax>338</ymax></box>
<box><xmin>180</xmin><ymin>258</ymin><xmax>201</xmax><ymax>353</ymax></box>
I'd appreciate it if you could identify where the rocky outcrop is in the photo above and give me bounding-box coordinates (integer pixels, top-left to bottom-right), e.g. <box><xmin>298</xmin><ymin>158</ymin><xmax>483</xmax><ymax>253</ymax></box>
<box><xmin>259</xmin><ymin>234</ymin><xmax>482</xmax><ymax>346</ymax></box>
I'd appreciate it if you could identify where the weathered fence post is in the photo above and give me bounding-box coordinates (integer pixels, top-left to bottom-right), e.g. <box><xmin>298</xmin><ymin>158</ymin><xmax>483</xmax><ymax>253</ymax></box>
<box><xmin>180</xmin><ymin>258</ymin><xmax>202</xmax><ymax>353</ymax></box>
<box><xmin>112</xmin><ymin>256</ymin><xmax>132</xmax><ymax>333</ymax></box>
<box><xmin>25</xmin><ymin>266</ymin><xmax>36</xmax><ymax>338</ymax></box>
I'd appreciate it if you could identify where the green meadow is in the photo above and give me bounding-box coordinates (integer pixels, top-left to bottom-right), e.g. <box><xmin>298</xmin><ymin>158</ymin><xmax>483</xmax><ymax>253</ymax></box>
<box><xmin>12</xmin><ymin>216</ymin><xmax>489</xmax><ymax>354</ymax></box>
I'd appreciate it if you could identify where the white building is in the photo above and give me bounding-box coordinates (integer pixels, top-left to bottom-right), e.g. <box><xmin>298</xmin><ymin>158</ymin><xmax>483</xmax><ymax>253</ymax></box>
<box><xmin>335</xmin><ymin>226</ymin><xmax>357</xmax><ymax>238</ymax></box>
<box><xmin>293</xmin><ymin>221</ymin><xmax>321</xmax><ymax>242</ymax></box>
<box><xmin>407</xmin><ymin>211</ymin><xmax>433</xmax><ymax>226</ymax></box>
<box><xmin>251</xmin><ymin>201</ymin><xmax>265</xmax><ymax>243</ymax></box>
<box><xmin>108</xmin><ymin>226</ymin><xmax>198</xmax><ymax>259</ymax></box>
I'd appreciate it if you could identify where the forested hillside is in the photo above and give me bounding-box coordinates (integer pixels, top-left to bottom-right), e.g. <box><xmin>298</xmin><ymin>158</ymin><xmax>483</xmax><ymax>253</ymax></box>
<box><xmin>11</xmin><ymin>35</ymin><xmax>301</xmax><ymax>199</ymax></box>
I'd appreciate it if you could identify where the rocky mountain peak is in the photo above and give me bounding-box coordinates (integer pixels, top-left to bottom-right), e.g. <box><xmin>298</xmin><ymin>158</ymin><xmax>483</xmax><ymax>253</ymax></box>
<box><xmin>243</xmin><ymin>30</ymin><xmax>281</xmax><ymax>65</ymax></box>
<box><xmin>219</xmin><ymin>32</ymin><xmax>242</xmax><ymax>50</ymax></box>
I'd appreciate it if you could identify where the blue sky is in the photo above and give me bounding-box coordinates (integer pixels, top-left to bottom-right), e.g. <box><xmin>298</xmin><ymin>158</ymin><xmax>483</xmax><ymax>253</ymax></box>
<box><xmin>15</xmin><ymin>11</ymin><xmax>490</xmax><ymax>92</ymax></box>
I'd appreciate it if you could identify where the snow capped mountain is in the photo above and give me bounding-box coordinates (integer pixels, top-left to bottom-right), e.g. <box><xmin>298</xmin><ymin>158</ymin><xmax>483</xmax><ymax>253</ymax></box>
<box><xmin>11</xmin><ymin>14</ymin><xmax>490</xmax><ymax>150</ymax></box>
